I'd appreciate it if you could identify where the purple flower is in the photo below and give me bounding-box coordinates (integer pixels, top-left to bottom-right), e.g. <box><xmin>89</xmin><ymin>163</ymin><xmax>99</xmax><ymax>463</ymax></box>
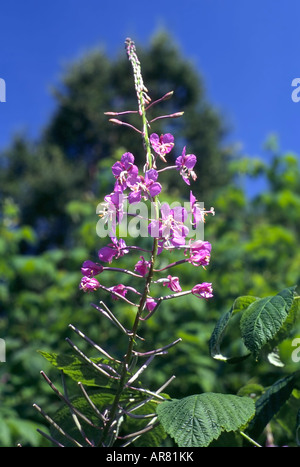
<box><xmin>176</xmin><ymin>147</ymin><xmax>197</xmax><ymax>185</ymax></box>
<box><xmin>98</xmin><ymin>245</ymin><xmax>116</xmax><ymax>263</ymax></box>
<box><xmin>145</xmin><ymin>297</ymin><xmax>157</xmax><ymax>312</ymax></box>
<box><xmin>109</xmin><ymin>284</ymin><xmax>128</xmax><ymax>301</ymax></box>
<box><xmin>134</xmin><ymin>256</ymin><xmax>151</xmax><ymax>276</ymax></box>
<box><xmin>81</xmin><ymin>260</ymin><xmax>104</xmax><ymax>277</ymax></box>
<box><xmin>163</xmin><ymin>275</ymin><xmax>182</xmax><ymax>292</ymax></box>
<box><xmin>98</xmin><ymin>237</ymin><xmax>129</xmax><ymax>263</ymax></box>
<box><xmin>98</xmin><ymin>190</ymin><xmax>125</xmax><ymax>233</ymax></box>
<box><xmin>128</xmin><ymin>169</ymin><xmax>161</xmax><ymax>204</ymax></box>
<box><xmin>150</xmin><ymin>133</ymin><xmax>174</xmax><ymax>162</ymax></box>
<box><xmin>189</xmin><ymin>191</ymin><xmax>205</xmax><ymax>227</ymax></box>
<box><xmin>192</xmin><ymin>282</ymin><xmax>213</xmax><ymax>299</ymax></box>
<box><xmin>112</xmin><ymin>152</ymin><xmax>139</xmax><ymax>192</ymax></box>
<box><xmin>148</xmin><ymin>203</ymin><xmax>189</xmax><ymax>247</ymax></box>
<box><xmin>187</xmin><ymin>240</ymin><xmax>211</xmax><ymax>267</ymax></box>
<box><xmin>79</xmin><ymin>276</ymin><xmax>101</xmax><ymax>292</ymax></box>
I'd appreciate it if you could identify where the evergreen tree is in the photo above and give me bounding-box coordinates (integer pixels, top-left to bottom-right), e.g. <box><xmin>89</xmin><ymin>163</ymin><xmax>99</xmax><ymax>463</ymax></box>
<box><xmin>44</xmin><ymin>32</ymin><xmax>231</xmax><ymax>202</ymax></box>
<box><xmin>0</xmin><ymin>32</ymin><xmax>231</xmax><ymax>250</ymax></box>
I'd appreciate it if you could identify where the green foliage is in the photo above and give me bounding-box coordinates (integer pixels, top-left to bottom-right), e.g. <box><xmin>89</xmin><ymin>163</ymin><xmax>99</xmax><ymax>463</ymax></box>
<box><xmin>210</xmin><ymin>287</ymin><xmax>298</xmax><ymax>362</ymax></box>
<box><xmin>240</xmin><ymin>287</ymin><xmax>297</xmax><ymax>359</ymax></box>
<box><xmin>154</xmin><ymin>287</ymin><xmax>299</xmax><ymax>448</ymax></box>
<box><xmin>44</xmin><ymin>31</ymin><xmax>231</xmax><ymax>202</ymax></box>
<box><xmin>156</xmin><ymin>393</ymin><xmax>255</xmax><ymax>447</ymax></box>
<box><xmin>1</xmin><ymin>34</ymin><xmax>300</xmax><ymax>447</ymax></box>
<box><xmin>0</xmin><ymin>140</ymin><xmax>86</xmax><ymax>249</ymax></box>
<box><xmin>49</xmin><ymin>391</ymin><xmax>115</xmax><ymax>447</ymax></box>
<box><xmin>38</xmin><ymin>352</ymin><xmax>120</xmax><ymax>388</ymax></box>
<box><xmin>46</xmin><ymin>389</ymin><xmax>166</xmax><ymax>448</ymax></box>
<box><xmin>248</xmin><ymin>373</ymin><xmax>300</xmax><ymax>440</ymax></box>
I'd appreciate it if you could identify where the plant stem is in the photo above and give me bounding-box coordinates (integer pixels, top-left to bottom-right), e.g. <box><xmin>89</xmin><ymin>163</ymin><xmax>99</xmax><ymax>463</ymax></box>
<box><xmin>100</xmin><ymin>39</ymin><xmax>159</xmax><ymax>446</ymax></box>
<box><xmin>239</xmin><ymin>430</ymin><xmax>262</xmax><ymax>447</ymax></box>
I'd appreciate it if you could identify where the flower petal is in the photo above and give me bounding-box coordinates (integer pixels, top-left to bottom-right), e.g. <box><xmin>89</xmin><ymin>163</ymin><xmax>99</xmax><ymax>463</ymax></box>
<box><xmin>149</xmin><ymin>182</ymin><xmax>162</xmax><ymax>197</ymax></box>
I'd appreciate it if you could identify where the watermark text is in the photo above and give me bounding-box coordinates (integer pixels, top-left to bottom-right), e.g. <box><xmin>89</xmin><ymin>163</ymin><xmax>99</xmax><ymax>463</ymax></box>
<box><xmin>0</xmin><ymin>338</ymin><xmax>6</xmax><ymax>362</ymax></box>
<box><xmin>0</xmin><ymin>78</ymin><xmax>6</xmax><ymax>102</ymax></box>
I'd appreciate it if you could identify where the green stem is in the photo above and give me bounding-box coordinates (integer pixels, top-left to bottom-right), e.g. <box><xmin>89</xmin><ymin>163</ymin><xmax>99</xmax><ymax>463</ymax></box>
<box><xmin>140</xmin><ymin>91</ymin><xmax>152</xmax><ymax>169</ymax></box>
<box><xmin>239</xmin><ymin>430</ymin><xmax>262</xmax><ymax>447</ymax></box>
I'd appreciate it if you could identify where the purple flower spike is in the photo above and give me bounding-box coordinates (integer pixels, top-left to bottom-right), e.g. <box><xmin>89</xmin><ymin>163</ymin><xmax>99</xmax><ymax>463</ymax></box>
<box><xmin>79</xmin><ymin>276</ymin><xmax>101</xmax><ymax>292</ymax></box>
<box><xmin>176</xmin><ymin>147</ymin><xmax>197</xmax><ymax>185</ymax></box>
<box><xmin>192</xmin><ymin>282</ymin><xmax>213</xmax><ymax>299</ymax></box>
<box><xmin>150</xmin><ymin>133</ymin><xmax>174</xmax><ymax>162</ymax></box>
<box><xmin>81</xmin><ymin>260</ymin><xmax>104</xmax><ymax>277</ymax></box>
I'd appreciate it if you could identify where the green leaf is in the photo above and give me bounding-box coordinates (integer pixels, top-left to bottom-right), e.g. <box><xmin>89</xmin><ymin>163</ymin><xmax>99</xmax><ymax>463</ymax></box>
<box><xmin>156</xmin><ymin>393</ymin><xmax>255</xmax><ymax>447</ymax></box>
<box><xmin>7</xmin><ymin>418</ymin><xmax>41</xmax><ymax>447</ymax></box>
<box><xmin>209</xmin><ymin>310</ymin><xmax>233</xmax><ymax>362</ymax></box>
<box><xmin>121</xmin><ymin>400</ymin><xmax>167</xmax><ymax>447</ymax></box>
<box><xmin>267</xmin><ymin>296</ymin><xmax>300</xmax><ymax>354</ymax></box>
<box><xmin>50</xmin><ymin>390</ymin><xmax>114</xmax><ymax>446</ymax></box>
<box><xmin>0</xmin><ymin>416</ymin><xmax>12</xmax><ymax>446</ymax></box>
<box><xmin>240</xmin><ymin>287</ymin><xmax>297</xmax><ymax>359</ymax></box>
<box><xmin>38</xmin><ymin>351</ymin><xmax>119</xmax><ymax>387</ymax></box>
<box><xmin>49</xmin><ymin>390</ymin><xmax>165</xmax><ymax>447</ymax></box>
<box><xmin>232</xmin><ymin>295</ymin><xmax>260</xmax><ymax>314</ymax></box>
<box><xmin>209</xmin><ymin>295</ymin><xmax>258</xmax><ymax>362</ymax></box>
<box><xmin>296</xmin><ymin>409</ymin><xmax>300</xmax><ymax>446</ymax></box>
<box><xmin>248</xmin><ymin>372</ymin><xmax>299</xmax><ymax>439</ymax></box>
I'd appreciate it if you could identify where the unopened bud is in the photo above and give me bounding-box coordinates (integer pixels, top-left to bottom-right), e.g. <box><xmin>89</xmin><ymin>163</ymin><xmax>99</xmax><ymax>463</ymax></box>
<box><xmin>162</xmin><ymin>91</ymin><xmax>174</xmax><ymax>101</ymax></box>
<box><xmin>109</xmin><ymin>118</ymin><xmax>124</xmax><ymax>125</ymax></box>
<box><xmin>149</xmin><ymin>112</ymin><xmax>184</xmax><ymax>124</ymax></box>
<box><xmin>169</xmin><ymin>112</ymin><xmax>184</xmax><ymax>118</ymax></box>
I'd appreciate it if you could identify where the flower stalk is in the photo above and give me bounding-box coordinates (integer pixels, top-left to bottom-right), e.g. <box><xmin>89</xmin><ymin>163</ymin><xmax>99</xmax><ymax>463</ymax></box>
<box><xmin>36</xmin><ymin>37</ymin><xmax>214</xmax><ymax>448</ymax></box>
<box><xmin>77</xmin><ymin>38</ymin><xmax>215</xmax><ymax>446</ymax></box>
<box><xmin>99</xmin><ymin>41</ymin><xmax>160</xmax><ymax>444</ymax></box>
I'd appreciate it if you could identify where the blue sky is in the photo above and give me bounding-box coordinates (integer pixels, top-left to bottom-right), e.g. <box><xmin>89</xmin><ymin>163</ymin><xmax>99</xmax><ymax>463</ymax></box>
<box><xmin>1</xmin><ymin>0</ymin><xmax>300</xmax><ymax>176</ymax></box>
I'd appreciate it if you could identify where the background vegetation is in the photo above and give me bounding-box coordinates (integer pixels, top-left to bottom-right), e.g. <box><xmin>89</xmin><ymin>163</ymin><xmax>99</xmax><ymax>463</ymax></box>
<box><xmin>0</xmin><ymin>32</ymin><xmax>299</xmax><ymax>447</ymax></box>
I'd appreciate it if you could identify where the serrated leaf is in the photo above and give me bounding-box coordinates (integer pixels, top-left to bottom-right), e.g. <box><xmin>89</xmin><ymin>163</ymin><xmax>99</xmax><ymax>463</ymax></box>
<box><xmin>237</xmin><ymin>383</ymin><xmax>264</xmax><ymax>399</ymax></box>
<box><xmin>240</xmin><ymin>287</ymin><xmax>297</xmax><ymax>359</ymax></box>
<box><xmin>267</xmin><ymin>296</ymin><xmax>300</xmax><ymax>354</ymax></box>
<box><xmin>209</xmin><ymin>431</ymin><xmax>243</xmax><ymax>447</ymax></box>
<box><xmin>156</xmin><ymin>393</ymin><xmax>255</xmax><ymax>447</ymax></box>
<box><xmin>248</xmin><ymin>372</ymin><xmax>299</xmax><ymax>439</ymax></box>
<box><xmin>38</xmin><ymin>351</ymin><xmax>119</xmax><ymax>387</ymax></box>
<box><xmin>209</xmin><ymin>295</ymin><xmax>258</xmax><ymax>362</ymax></box>
<box><xmin>50</xmin><ymin>390</ymin><xmax>114</xmax><ymax>446</ymax></box>
<box><xmin>232</xmin><ymin>295</ymin><xmax>260</xmax><ymax>314</ymax></box>
<box><xmin>50</xmin><ymin>390</ymin><xmax>165</xmax><ymax>447</ymax></box>
<box><xmin>209</xmin><ymin>310</ymin><xmax>233</xmax><ymax>361</ymax></box>
<box><xmin>121</xmin><ymin>400</ymin><xmax>167</xmax><ymax>447</ymax></box>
